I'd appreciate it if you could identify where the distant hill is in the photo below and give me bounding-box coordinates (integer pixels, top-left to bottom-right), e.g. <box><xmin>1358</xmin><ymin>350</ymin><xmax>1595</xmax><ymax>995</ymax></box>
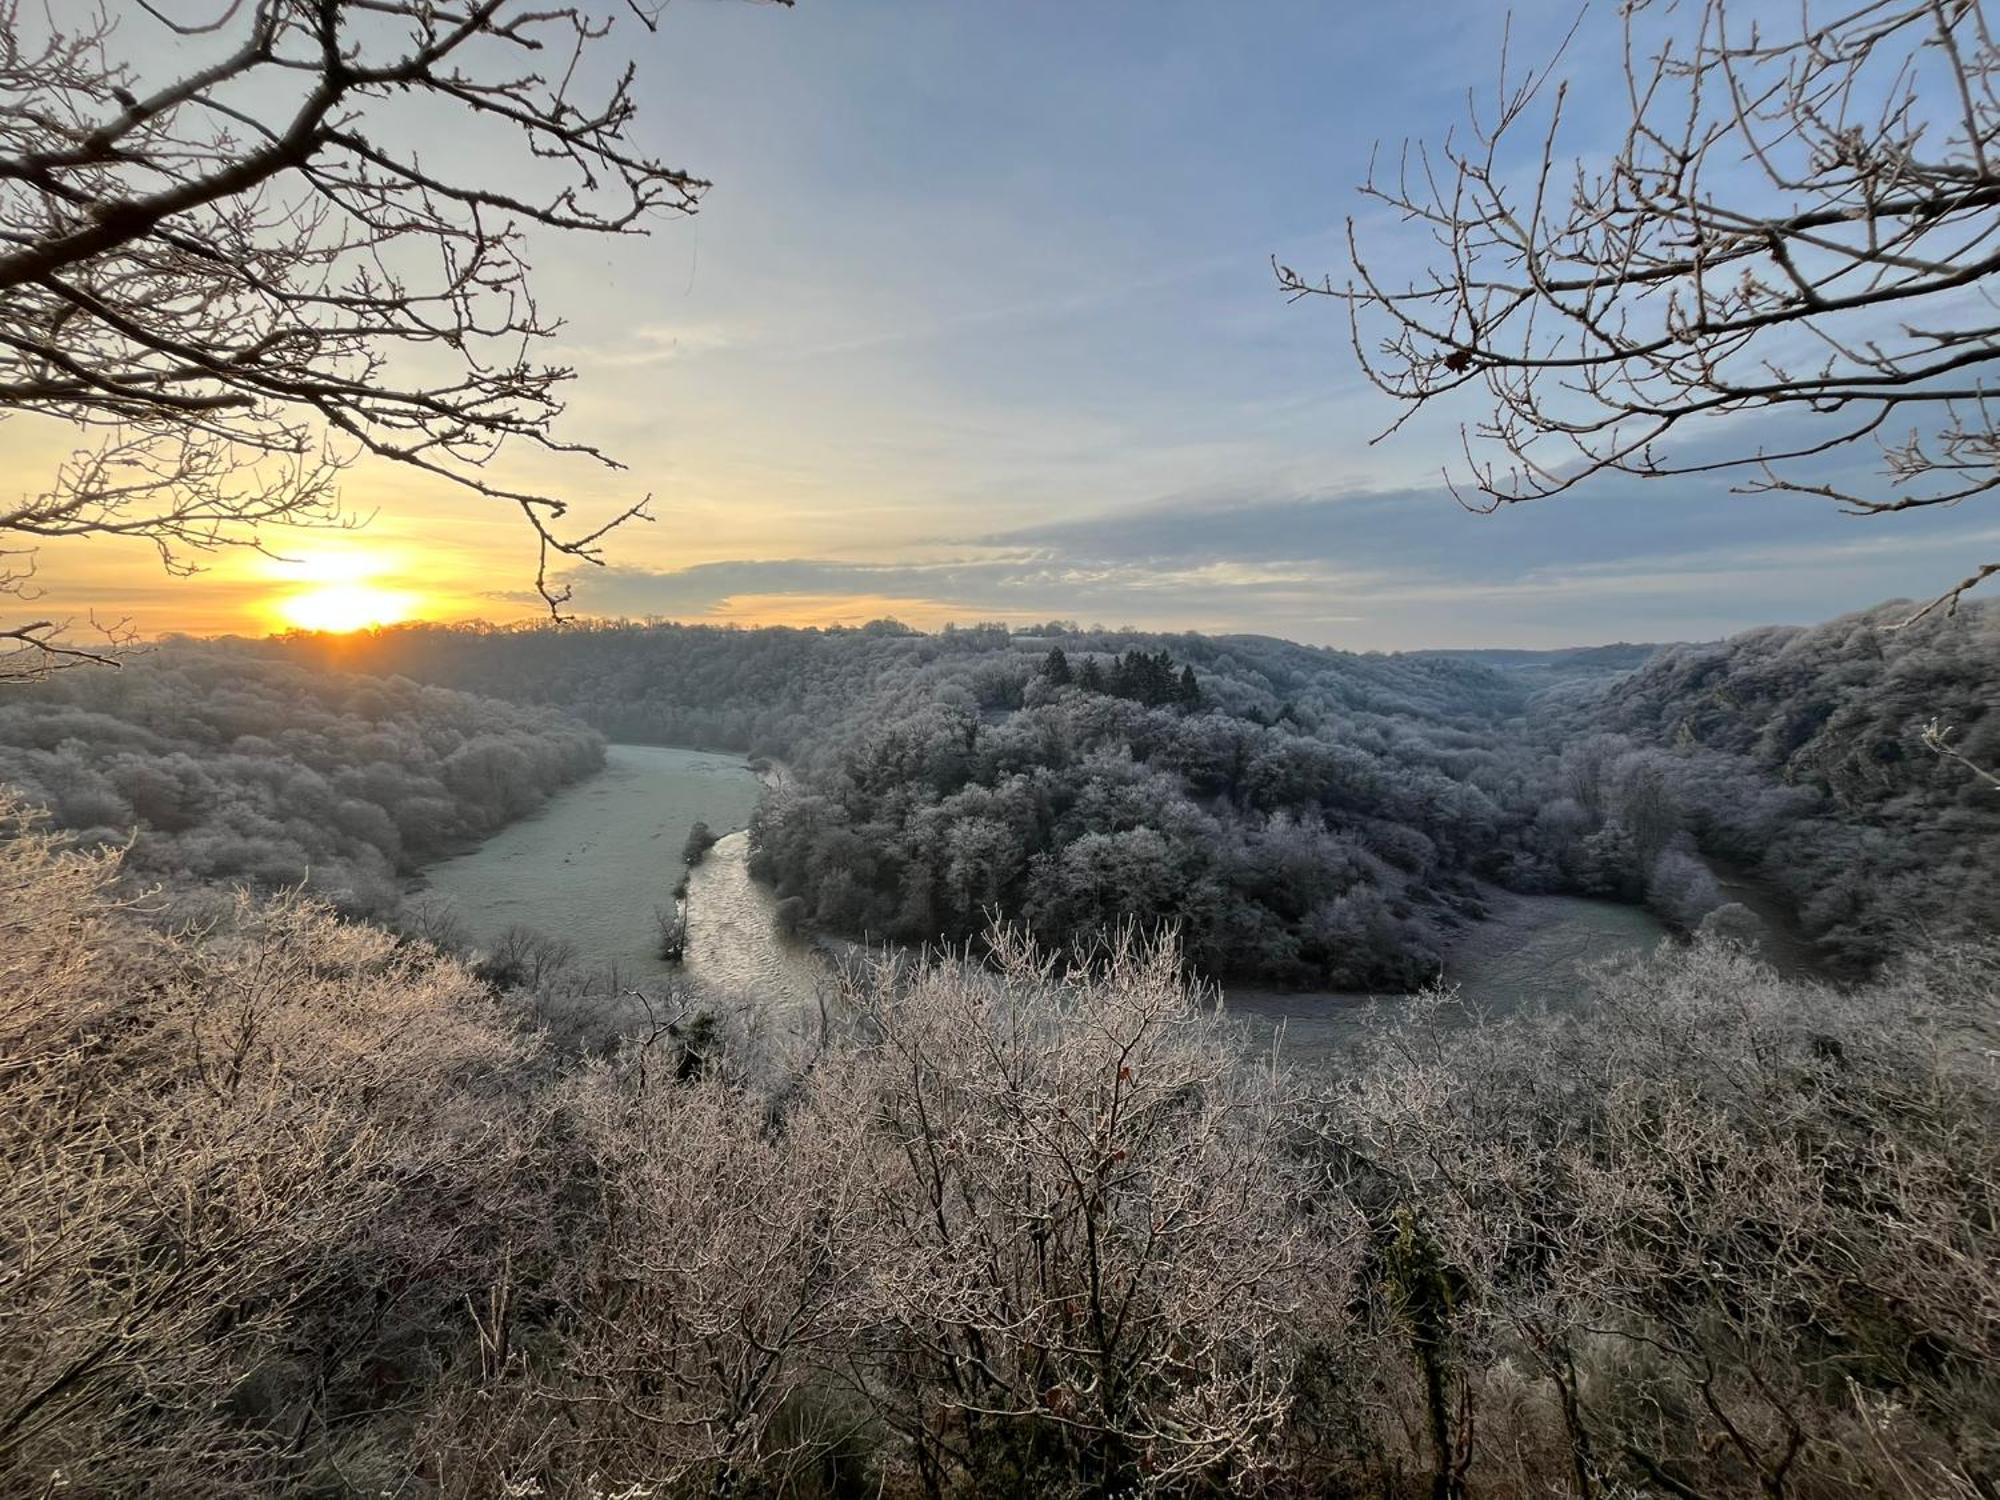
<box><xmin>0</xmin><ymin>647</ymin><xmax>603</xmax><ymax>914</ymax></box>
<box><xmin>258</xmin><ymin>620</ymin><xmax>1533</xmax><ymax>761</ymax></box>
<box><xmin>256</xmin><ymin>619</ymin><xmax>1545</xmax><ymax>990</ymax></box>
<box><xmin>243</xmin><ymin>605</ymin><xmax>2000</xmax><ymax>979</ymax></box>
<box><xmin>1408</xmin><ymin>642</ymin><xmax>1673</xmax><ymax>677</ymax></box>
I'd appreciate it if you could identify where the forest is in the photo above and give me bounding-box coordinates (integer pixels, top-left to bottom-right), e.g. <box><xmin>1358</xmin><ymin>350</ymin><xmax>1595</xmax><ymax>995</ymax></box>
<box><xmin>0</xmin><ymin>648</ymin><xmax>604</xmax><ymax>915</ymax></box>
<box><xmin>276</xmin><ymin>620</ymin><xmax>1558</xmax><ymax>988</ymax></box>
<box><xmin>1564</xmin><ymin>601</ymin><xmax>2000</xmax><ymax>968</ymax></box>
<box><xmin>15</xmin><ymin>604</ymin><xmax>1987</xmax><ymax>992</ymax></box>
<box><xmin>267</xmin><ymin>599</ymin><xmax>1998</xmax><ymax>983</ymax></box>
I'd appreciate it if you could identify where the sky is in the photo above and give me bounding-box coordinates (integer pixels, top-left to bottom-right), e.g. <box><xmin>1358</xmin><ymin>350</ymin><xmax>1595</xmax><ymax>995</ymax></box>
<box><xmin>19</xmin><ymin>0</ymin><xmax>2000</xmax><ymax>650</ymax></box>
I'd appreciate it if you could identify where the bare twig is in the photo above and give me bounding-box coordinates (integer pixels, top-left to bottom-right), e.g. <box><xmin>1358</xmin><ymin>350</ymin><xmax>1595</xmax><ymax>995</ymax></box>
<box><xmin>1308</xmin><ymin>0</ymin><xmax>2000</xmax><ymax>614</ymax></box>
<box><xmin>0</xmin><ymin>0</ymin><xmax>736</xmax><ymax>676</ymax></box>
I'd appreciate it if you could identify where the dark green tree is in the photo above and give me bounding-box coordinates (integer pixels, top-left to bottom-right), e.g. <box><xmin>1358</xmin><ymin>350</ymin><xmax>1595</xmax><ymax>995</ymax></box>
<box><xmin>1042</xmin><ymin>646</ymin><xmax>1072</xmax><ymax>686</ymax></box>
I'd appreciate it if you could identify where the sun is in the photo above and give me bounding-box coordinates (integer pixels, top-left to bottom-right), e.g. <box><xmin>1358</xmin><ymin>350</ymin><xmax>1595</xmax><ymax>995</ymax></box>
<box><xmin>263</xmin><ymin>549</ymin><xmax>425</xmax><ymax>634</ymax></box>
<box><xmin>276</xmin><ymin>582</ymin><xmax>417</xmax><ymax>633</ymax></box>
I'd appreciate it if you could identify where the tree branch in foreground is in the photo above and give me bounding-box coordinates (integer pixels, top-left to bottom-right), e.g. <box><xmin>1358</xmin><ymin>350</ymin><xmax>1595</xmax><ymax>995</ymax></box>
<box><xmin>1300</xmin><ymin>0</ymin><xmax>2000</xmax><ymax>617</ymax></box>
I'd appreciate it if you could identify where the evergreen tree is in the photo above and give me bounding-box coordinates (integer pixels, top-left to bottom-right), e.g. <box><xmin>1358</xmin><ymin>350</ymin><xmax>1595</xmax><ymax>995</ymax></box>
<box><xmin>1077</xmin><ymin>657</ymin><xmax>1105</xmax><ymax>693</ymax></box>
<box><xmin>1097</xmin><ymin>648</ymin><xmax>1186</xmax><ymax>705</ymax></box>
<box><xmin>1178</xmin><ymin>665</ymin><xmax>1201</xmax><ymax>707</ymax></box>
<box><xmin>1042</xmin><ymin>646</ymin><xmax>1072</xmax><ymax>686</ymax></box>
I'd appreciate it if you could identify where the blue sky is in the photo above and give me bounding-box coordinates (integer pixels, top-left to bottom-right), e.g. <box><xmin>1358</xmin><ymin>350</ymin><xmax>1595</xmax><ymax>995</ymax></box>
<box><xmin>28</xmin><ymin>0</ymin><xmax>2000</xmax><ymax>648</ymax></box>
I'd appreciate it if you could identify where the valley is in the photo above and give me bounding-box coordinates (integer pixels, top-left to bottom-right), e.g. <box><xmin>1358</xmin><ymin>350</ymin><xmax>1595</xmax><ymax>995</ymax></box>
<box><xmin>417</xmin><ymin>738</ymin><xmax>1680</xmax><ymax>1063</ymax></box>
<box><xmin>6</xmin><ymin>2</ymin><xmax>2000</xmax><ymax>1491</ymax></box>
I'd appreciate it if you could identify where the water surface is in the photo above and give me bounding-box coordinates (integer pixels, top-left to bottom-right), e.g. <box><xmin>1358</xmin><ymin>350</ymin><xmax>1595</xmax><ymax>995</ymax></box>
<box><xmin>418</xmin><ymin>744</ymin><xmax>819</xmax><ymax>1009</ymax></box>
<box><xmin>423</xmin><ymin>745</ymin><xmax>1678</xmax><ymax>1065</ymax></box>
<box><xmin>1225</xmin><ymin>893</ymin><xmax>1671</xmax><ymax>1065</ymax></box>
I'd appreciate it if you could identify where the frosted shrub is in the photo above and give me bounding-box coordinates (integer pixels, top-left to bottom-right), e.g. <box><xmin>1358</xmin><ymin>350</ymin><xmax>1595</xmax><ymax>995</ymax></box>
<box><xmin>1305</xmin><ymin>938</ymin><xmax>2000</xmax><ymax>1498</ymax></box>
<box><xmin>0</xmin><ymin>794</ymin><xmax>541</xmax><ymax>1496</ymax></box>
<box><xmin>420</xmin><ymin>1067</ymin><xmax>877</xmax><ymax>1497</ymax></box>
<box><xmin>8</xmin><ymin>783</ymin><xmax>1992</xmax><ymax>1499</ymax></box>
<box><xmin>827</xmin><ymin>929</ymin><xmax>1358</xmax><ymax>1497</ymax></box>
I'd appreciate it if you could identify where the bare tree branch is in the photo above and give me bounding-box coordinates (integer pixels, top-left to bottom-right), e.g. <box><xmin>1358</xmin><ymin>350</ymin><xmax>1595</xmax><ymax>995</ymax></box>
<box><xmin>1922</xmin><ymin>714</ymin><xmax>2000</xmax><ymax>788</ymax></box>
<box><xmin>1299</xmin><ymin>0</ymin><xmax>2000</xmax><ymax>617</ymax></box>
<box><xmin>0</xmin><ymin>0</ymin><xmax>783</xmax><ymax>677</ymax></box>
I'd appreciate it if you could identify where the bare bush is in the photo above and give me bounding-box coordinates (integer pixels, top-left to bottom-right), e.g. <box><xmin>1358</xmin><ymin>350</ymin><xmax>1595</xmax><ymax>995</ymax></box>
<box><xmin>8</xmin><ymin>776</ymin><xmax>1994</xmax><ymax>1497</ymax></box>
<box><xmin>477</xmin><ymin>923</ymin><xmax>579</xmax><ymax>992</ymax></box>
<box><xmin>420</xmin><ymin>1067</ymin><xmax>876</xmax><ymax>1497</ymax></box>
<box><xmin>827</xmin><ymin>929</ymin><xmax>1356</xmax><ymax>1497</ymax></box>
<box><xmin>1303</xmin><ymin>938</ymin><xmax>2000</xmax><ymax>1497</ymax></box>
<box><xmin>0</xmin><ymin>792</ymin><xmax>544</xmax><ymax>1494</ymax></box>
<box><xmin>654</xmin><ymin>900</ymin><xmax>687</xmax><ymax>961</ymax></box>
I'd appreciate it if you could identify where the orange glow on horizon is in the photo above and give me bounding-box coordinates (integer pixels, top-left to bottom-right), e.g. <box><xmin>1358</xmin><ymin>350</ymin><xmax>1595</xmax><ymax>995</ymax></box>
<box><xmin>275</xmin><ymin>582</ymin><xmax>419</xmax><ymax>633</ymax></box>
<box><xmin>696</xmin><ymin>591</ymin><xmax>977</xmax><ymax>631</ymax></box>
<box><xmin>262</xmin><ymin>550</ymin><xmax>423</xmax><ymax>633</ymax></box>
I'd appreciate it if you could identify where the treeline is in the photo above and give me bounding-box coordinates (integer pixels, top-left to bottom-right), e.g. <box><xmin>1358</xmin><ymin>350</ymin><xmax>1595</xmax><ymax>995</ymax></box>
<box><xmin>1555</xmin><ymin>600</ymin><xmax>1999</xmax><ymax>969</ymax></box>
<box><xmin>0</xmin><ymin>647</ymin><xmax>603</xmax><ymax>913</ymax></box>
<box><xmin>261</xmin><ymin>617</ymin><xmax>1525</xmax><ymax>760</ymax></box>
<box><xmin>8</xmin><ymin>809</ymin><xmax>1995</xmax><ymax>1498</ymax></box>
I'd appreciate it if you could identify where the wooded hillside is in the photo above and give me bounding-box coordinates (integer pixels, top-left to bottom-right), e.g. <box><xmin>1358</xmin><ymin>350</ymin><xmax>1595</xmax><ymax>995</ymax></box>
<box><xmin>1569</xmin><ymin>602</ymin><xmax>1999</xmax><ymax>969</ymax></box>
<box><xmin>0</xmin><ymin>648</ymin><xmax>604</xmax><ymax>913</ymax></box>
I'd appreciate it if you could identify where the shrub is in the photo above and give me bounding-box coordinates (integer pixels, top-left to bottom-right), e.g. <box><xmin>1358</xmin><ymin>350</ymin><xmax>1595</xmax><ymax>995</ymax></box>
<box><xmin>1299</xmin><ymin>938</ymin><xmax>2000</xmax><ymax>1497</ymax></box>
<box><xmin>0</xmin><ymin>794</ymin><xmax>543</xmax><ymax>1496</ymax></box>
<box><xmin>8</xmin><ymin>791</ymin><xmax>1994</xmax><ymax>1499</ymax></box>
<box><xmin>682</xmin><ymin>819</ymin><xmax>719</xmax><ymax>867</ymax></box>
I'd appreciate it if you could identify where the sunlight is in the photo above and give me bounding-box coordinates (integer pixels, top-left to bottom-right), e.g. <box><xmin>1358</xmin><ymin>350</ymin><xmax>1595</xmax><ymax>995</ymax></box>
<box><xmin>276</xmin><ymin>582</ymin><xmax>417</xmax><ymax>633</ymax></box>
<box><xmin>287</xmin><ymin>550</ymin><xmax>382</xmax><ymax>586</ymax></box>
<box><xmin>263</xmin><ymin>546</ymin><xmax>423</xmax><ymax>634</ymax></box>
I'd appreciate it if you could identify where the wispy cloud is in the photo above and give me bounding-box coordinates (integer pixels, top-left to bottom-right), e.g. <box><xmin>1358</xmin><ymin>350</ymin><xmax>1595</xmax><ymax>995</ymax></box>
<box><xmin>10</xmin><ymin>2</ymin><xmax>1992</xmax><ymax>650</ymax></box>
<box><xmin>582</xmin><ymin>322</ymin><xmax>747</xmax><ymax>370</ymax></box>
<box><xmin>522</xmin><ymin>438</ymin><xmax>2000</xmax><ymax>647</ymax></box>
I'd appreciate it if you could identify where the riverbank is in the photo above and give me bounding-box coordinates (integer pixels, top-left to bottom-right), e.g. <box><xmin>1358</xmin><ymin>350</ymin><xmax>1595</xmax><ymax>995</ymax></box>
<box><xmin>416</xmin><ymin>744</ymin><xmax>767</xmax><ymax>990</ymax></box>
<box><xmin>1223</xmin><ymin>886</ymin><xmax>1671</xmax><ymax>1062</ymax></box>
<box><xmin>417</xmin><ymin>744</ymin><xmax>1705</xmax><ymax>1069</ymax></box>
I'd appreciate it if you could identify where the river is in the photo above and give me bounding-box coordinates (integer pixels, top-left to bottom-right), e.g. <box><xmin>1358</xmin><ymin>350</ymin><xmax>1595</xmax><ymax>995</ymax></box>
<box><xmin>1225</xmin><ymin>893</ymin><xmax>1670</xmax><ymax>1063</ymax></box>
<box><xmin>418</xmin><ymin>743</ymin><xmax>1677</xmax><ymax>1066</ymax></box>
<box><xmin>416</xmin><ymin>744</ymin><xmax>827</xmax><ymax>1015</ymax></box>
